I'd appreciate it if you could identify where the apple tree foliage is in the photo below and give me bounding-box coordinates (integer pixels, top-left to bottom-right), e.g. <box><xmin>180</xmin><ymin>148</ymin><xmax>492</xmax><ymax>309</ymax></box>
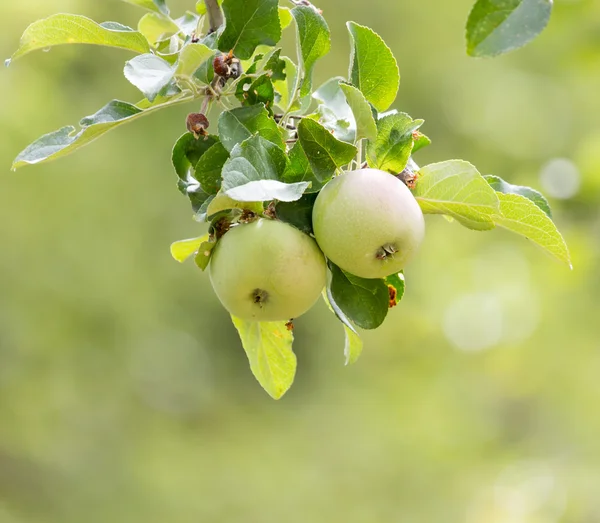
<box><xmin>8</xmin><ymin>0</ymin><xmax>567</xmax><ymax>399</ymax></box>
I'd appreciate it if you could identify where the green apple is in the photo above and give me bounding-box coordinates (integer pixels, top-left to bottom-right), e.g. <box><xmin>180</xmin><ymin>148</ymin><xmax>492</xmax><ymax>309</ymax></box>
<box><xmin>209</xmin><ymin>218</ymin><xmax>327</xmax><ymax>321</ymax></box>
<box><xmin>312</xmin><ymin>168</ymin><xmax>425</xmax><ymax>279</ymax></box>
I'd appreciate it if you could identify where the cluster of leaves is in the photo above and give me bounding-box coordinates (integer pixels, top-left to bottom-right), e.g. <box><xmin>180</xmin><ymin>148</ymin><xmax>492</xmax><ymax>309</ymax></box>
<box><xmin>9</xmin><ymin>0</ymin><xmax>568</xmax><ymax>399</ymax></box>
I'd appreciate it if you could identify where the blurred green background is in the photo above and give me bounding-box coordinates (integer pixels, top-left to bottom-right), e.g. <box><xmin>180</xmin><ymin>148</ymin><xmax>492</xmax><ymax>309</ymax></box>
<box><xmin>1</xmin><ymin>0</ymin><xmax>600</xmax><ymax>521</ymax></box>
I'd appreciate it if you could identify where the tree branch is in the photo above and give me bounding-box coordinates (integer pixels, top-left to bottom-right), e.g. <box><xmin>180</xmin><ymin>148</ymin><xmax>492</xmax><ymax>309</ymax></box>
<box><xmin>205</xmin><ymin>0</ymin><xmax>224</xmax><ymax>34</ymax></box>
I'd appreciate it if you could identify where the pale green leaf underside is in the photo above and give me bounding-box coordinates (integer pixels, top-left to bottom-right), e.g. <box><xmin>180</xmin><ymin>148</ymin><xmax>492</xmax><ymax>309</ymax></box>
<box><xmin>170</xmin><ymin>234</ymin><xmax>209</xmax><ymax>263</ymax></box>
<box><xmin>466</xmin><ymin>0</ymin><xmax>553</xmax><ymax>58</ymax></box>
<box><xmin>12</xmin><ymin>95</ymin><xmax>193</xmax><ymax>169</ymax></box>
<box><xmin>415</xmin><ymin>160</ymin><xmax>500</xmax><ymax>231</ymax></box>
<box><xmin>493</xmin><ymin>192</ymin><xmax>571</xmax><ymax>268</ymax></box>
<box><xmin>9</xmin><ymin>14</ymin><xmax>150</xmax><ymax>62</ymax></box>
<box><xmin>175</xmin><ymin>43</ymin><xmax>214</xmax><ymax>77</ymax></box>
<box><xmin>231</xmin><ymin>316</ymin><xmax>297</xmax><ymax>399</ymax></box>
<box><xmin>347</xmin><ymin>21</ymin><xmax>400</xmax><ymax>112</ymax></box>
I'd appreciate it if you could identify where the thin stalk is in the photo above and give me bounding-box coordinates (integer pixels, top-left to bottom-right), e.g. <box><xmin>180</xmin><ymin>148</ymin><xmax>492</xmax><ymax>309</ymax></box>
<box><xmin>205</xmin><ymin>0</ymin><xmax>224</xmax><ymax>33</ymax></box>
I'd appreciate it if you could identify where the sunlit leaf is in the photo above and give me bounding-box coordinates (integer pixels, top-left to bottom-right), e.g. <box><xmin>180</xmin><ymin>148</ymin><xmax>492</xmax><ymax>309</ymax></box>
<box><xmin>485</xmin><ymin>175</ymin><xmax>552</xmax><ymax>217</ymax></box>
<box><xmin>367</xmin><ymin>113</ymin><xmax>422</xmax><ymax>173</ymax></box>
<box><xmin>414</xmin><ymin>160</ymin><xmax>500</xmax><ymax>231</ymax></box>
<box><xmin>170</xmin><ymin>234</ymin><xmax>209</xmax><ymax>263</ymax></box>
<box><xmin>8</xmin><ymin>14</ymin><xmax>150</xmax><ymax>63</ymax></box>
<box><xmin>218</xmin><ymin>104</ymin><xmax>285</xmax><ymax>152</ymax></box>
<box><xmin>231</xmin><ymin>316</ymin><xmax>297</xmax><ymax>399</ymax></box>
<box><xmin>493</xmin><ymin>192</ymin><xmax>571</xmax><ymax>268</ymax></box>
<box><xmin>123</xmin><ymin>0</ymin><xmax>170</xmax><ymax>15</ymax></box>
<box><xmin>292</xmin><ymin>5</ymin><xmax>331</xmax><ymax>97</ymax></box>
<box><xmin>124</xmin><ymin>53</ymin><xmax>175</xmax><ymax>101</ymax></box>
<box><xmin>347</xmin><ymin>21</ymin><xmax>399</xmax><ymax>112</ymax></box>
<box><xmin>339</xmin><ymin>83</ymin><xmax>377</xmax><ymax>142</ymax></box>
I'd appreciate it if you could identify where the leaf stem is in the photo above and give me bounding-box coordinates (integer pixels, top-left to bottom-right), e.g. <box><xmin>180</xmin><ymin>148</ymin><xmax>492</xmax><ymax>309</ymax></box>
<box><xmin>204</xmin><ymin>0</ymin><xmax>224</xmax><ymax>34</ymax></box>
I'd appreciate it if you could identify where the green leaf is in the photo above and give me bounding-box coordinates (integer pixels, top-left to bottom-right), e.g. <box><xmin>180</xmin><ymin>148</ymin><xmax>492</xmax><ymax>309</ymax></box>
<box><xmin>339</xmin><ymin>83</ymin><xmax>377</xmax><ymax>142</ymax></box>
<box><xmin>347</xmin><ymin>22</ymin><xmax>400</xmax><ymax>113</ymax></box>
<box><xmin>264</xmin><ymin>48</ymin><xmax>286</xmax><ymax>81</ymax></box>
<box><xmin>8</xmin><ymin>14</ymin><xmax>150</xmax><ymax>63</ymax></box>
<box><xmin>275</xmin><ymin>193</ymin><xmax>318</xmax><ymax>234</ymax></box>
<box><xmin>485</xmin><ymin>175</ymin><xmax>552</xmax><ymax>218</ymax></box>
<box><xmin>466</xmin><ymin>0</ymin><xmax>553</xmax><ymax>58</ymax></box>
<box><xmin>231</xmin><ymin>316</ymin><xmax>296</xmax><ymax>399</ymax></box>
<box><xmin>274</xmin><ymin>56</ymin><xmax>298</xmax><ymax>112</ymax></box>
<box><xmin>297</xmin><ymin>119</ymin><xmax>357</xmax><ymax>182</ymax></box>
<box><xmin>175</xmin><ymin>11</ymin><xmax>201</xmax><ymax>36</ymax></box>
<box><xmin>123</xmin><ymin>0</ymin><xmax>170</xmax><ymax>15</ymax></box>
<box><xmin>414</xmin><ymin>160</ymin><xmax>500</xmax><ymax>231</ymax></box>
<box><xmin>194</xmin><ymin>240</ymin><xmax>216</xmax><ymax>270</ymax></box>
<box><xmin>329</xmin><ymin>263</ymin><xmax>389</xmax><ymax>330</ymax></box>
<box><xmin>279</xmin><ymin>7</ymin><xmax>293</xmax><ymax>30</ymax></box>
<box><xmin>322</xmin><ymin>290</ymin><xmax>363</xmax><ymax>366</ymax></box>
<box><xmin>172</xmin><ymin>133</ymin><xmax>219</xmax><ymax>181</ymax></box>
<box><xmin>12</xmin><ymin>95</ymin><xmax>193</xmax><ymax>170</ymax></box>
<box><xmin>218</xmin><ymin>104</ymin><xmax>285</xmax><ymax>152</ymax></box>
<box><xmin>218</xmin><ymin>0</ymin><xmax>281</xmax><ymax>60</ymax></box>
<box><xmin>235</xmin><ymin>74</ymin><xmax>275</xmax><ymax>112</ymax></box>
<box><xmin>493</xmin><ymin>193</ymin><xmax>571</xmax><ymax>268</ymax></box>
<box><xmin>206</xmin><ymin>192</ymin><xmax>264</xmax><ymax>216</ymax></box>
<box><xmin>367</xmin><ymin>113</ymin><xmax>422</xmax><ymax>173</ymax></box>
<box><xmin>195</xmin><ymin>142</ymin><xmax>230</xmax><ymax>194</ymax></box>
<box><xmin>175</xmin><ymin>43</ymin><xmax>214</xmax><ymax>77</ymax></box>
<box><xmin>170</xmin><ymin>234</ymin><xmax>209</xmax><ymax>263</ymax></box>
<box><xmin>124</xmin><ymin>54</ymin><xmax>175</xmax><ymax>102</ymax></box>
<box><xmin>412</xmin><ymin>131</ymin><xmax>432</xmax><ymax>154</ymax></box>
<box><xmin>385</xmin><ymin>272</ymin><xmax>405</xmax><ymax>307</ymax></box>
<box><xmin>137</xmin><ymin>13</ymin><xmax>179</xmax><ymax>45</ymax></box>
<box><xmin>282</xmin><ymin>142</ymin><xmax>325</xmax><ymax>193</ymax></box>
<box><xmin>292</xmin><ymin>6</ymin><xmax>331</xmax><ymax>97</ymax></box>
<box><xmin>312</xmin><ymin>77</ymin><xmax>356</xmax><ymax>143</ymax></box>
<box><xmin>221</xmin><ymin>135</ymin><xmax>308</xmax><ymax>202</ymax></box>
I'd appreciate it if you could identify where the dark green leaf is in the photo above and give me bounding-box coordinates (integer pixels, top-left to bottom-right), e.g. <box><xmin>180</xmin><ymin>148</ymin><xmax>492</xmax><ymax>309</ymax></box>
<box><xmin>218</xmin><ymin>0</ymin><xmax>281</xmax><ymax>60</ymax></box>
<box><xmin>385</xmin><ymin>272</ymin><xmax>405</xmax><ymax>307</ymax></box>
<box><xmin>466</xmin><ymin>0</ymin><xmax>552</xmax><ymax>58</ymax></box>
<box><xmin>12</xmin><ymin>95</ymin><xmax>193</xmax><ymax>170</ymax></box>
<box><xmin>493</xmin><ymin>193</ymin><xmax>571</xmax><ymax>268</ymax></box>
<box><xmin>275</xmin><ymin>193</ymin><xmax>318</xmax><ymax>234</ymax></box>
<box><xmin>172</xmin><ymin>133</ymin><xmax>219</xmax><ymax>181</ymax></box>
<box><xmin>195</xmin><ymin>142</ymin><xmax>230</xmax><ymax>194</ymax></box>
<box><xmin>297</xmin><ymin>119</ymin><xmax>357</xmax><ymax>181</ymax></box>
<box><xmin>485</xmin><ymin>175</ymin><xmax>552</xmax><ymax>218</ymax></box>
<box><xmin>414</xmin><ymin>160</ymin><xmax>500</xmax><ymax>231</ymax></box>
<box><xmin>292</xmin><ymin>6</ymin><xmax>331</xmax><ymax>97</ymax></box>
<box><xmin>329</xmin><ymin>263</ymin><xmax>389</xmax><ymax>330</ymax></box>
<box><xmin>179</xmin><ymin>173</ymin><xmax>212</xmax><ymax>214</ymax></box>
<box><xmin>347</xmin><ymin>22</ymin><xmax>400</xmax><ymax>112</ymax></box>
<box><xmin>339</xmin><ymin>83</ymin><xmax>377</xmax><ymax>142</ymax></box>
<box><xmin>231</xmin><ymin>316</ymin><xmax>296</xmax><ymax>400</ymax></box>
<box><xmin>8</xmin><ymin>14</ymin><xmax>150</xmax><ymax>63</ymax></box>
<box><xmin>367</xmin><ymin>113</ymin><xmax>422</xmax><ymax>174</ymax></box>
<box><xmin>235</xmin><ymin>74</ymin><xmax>275</xmax><ymax>113</ymax></box>
<box><xmin>194</xmin><ymin>51</ymin><xmax>217</xmax><ymax>84</ymax></box>
<box><xmin>221</xmin><ymin>135</ymin><xmax>308</xmax><ymax>202</ymax></box>
<box><xmin>322</xmin><ymin>290</ymin><xmax>363</xmax><ymax>365</ymax></box>
<box><xmin>264</xmin><ymin>48</ymin><xmax>286</xmax><ymax>81</ymax></box>
<box><xmin>218</xmin><ymin>104</ymin><xmax>285</xmax><ymax>152</ymax></box>
<box><xmin>123</xmin><ymin>0</ymin><xmax>170</xmax><ymax>15</ymax></box>
<box><xmin>282</xmin><ymin>142</ymin><xmax>325</xmax><ymax>193</ymax></box>
<box><xmin>124</xmin><ymin>53</ymin><xmax>175</xmax><ymax>102</ymax></box>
